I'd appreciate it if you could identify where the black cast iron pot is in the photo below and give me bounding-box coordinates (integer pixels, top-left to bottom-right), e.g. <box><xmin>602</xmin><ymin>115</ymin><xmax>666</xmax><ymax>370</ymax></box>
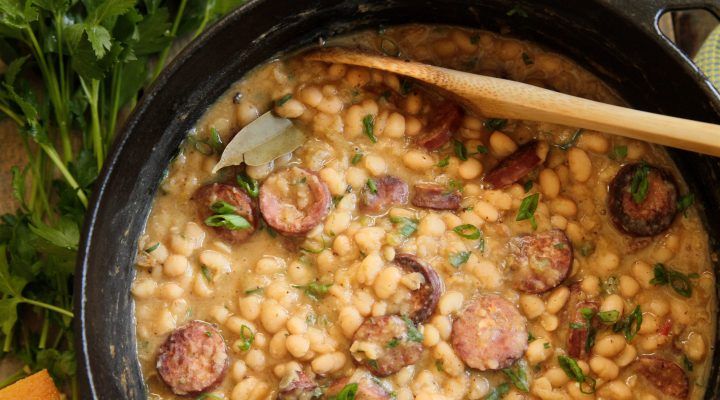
<box><xmin>75</xmin><ymin>0</ymin><xmax>720</xmax><ymax>398</ymax></box>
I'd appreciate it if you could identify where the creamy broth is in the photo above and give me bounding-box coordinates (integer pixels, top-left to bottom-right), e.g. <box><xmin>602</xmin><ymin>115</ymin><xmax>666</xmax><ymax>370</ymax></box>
<box><xmin>132</xmin><ymin>25</ymin><xmax>716</xmax><ymax>400</ymax></box>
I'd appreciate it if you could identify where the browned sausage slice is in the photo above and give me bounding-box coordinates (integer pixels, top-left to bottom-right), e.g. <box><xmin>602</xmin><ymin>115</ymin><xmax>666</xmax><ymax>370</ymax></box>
<box><xmin>156</xmin><ymin>320</ymin><xmax>229</xmax><ymax>396</ymax></box>
<box><xmin>418</xmin><ymin>101</ymin><xmax>463</xmax><ymax>150</ymax></box>
<box><xmin>278</xmin><ymin>370</ymin><xmax>318</xmax><ymax>400</ymax></box>
<box><xmin>608</xmin><ymin>163</ymin><xmax>679</xmax><ymax>237</ymax></box>
<box><xmin>393</xmin><ymin>254</ymin><xmax>442</xmax><ymax>323</ymax></box>
<box><xmin>484</xmin><ymin>141</ymin><xmax>542</xmax><ymax>189</ymax></box>
<box><xmin>507</xmin><ymin>229</ymin><xmax>573</xmax><ymax>293</ymax></box>
<box><xmin>362</xmin><ymin>176</ymin><xmax>409</xmax><ymax>212</ymax></box>
<box><xmin>350</xmin><ymin>315</ymin><xmax>423</xmax><ymax>377</ymax></box>
<box><xmin>326</xmin><ymin>371</ymin><xmax>391</xmax><ymax>400</ymax></box>
<box><xmin>452</xmin><ymin>295</ymin><xmax>527</xmax><ymax>370</ymax></box>
<box><xmin>259</xmin><ymin>166</ymin><xmax>331</xmax><ymax>235</ymax></box>
<box><xmin>411</xmin><ymin>183</ymin><xmax>461</xmax><ymax>210</ymax></box>
<box><xmin>635</xmin><ymin>355</ymin><xmax>689</xmax><ymax>399</ymax></box>
<box><xmin>193</xmin><ymin>183</ymin><xmax>258</xmax><ymax>244</ymax></box>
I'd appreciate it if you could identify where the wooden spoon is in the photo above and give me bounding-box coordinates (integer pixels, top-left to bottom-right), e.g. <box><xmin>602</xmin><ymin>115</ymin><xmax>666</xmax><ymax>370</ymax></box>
<box><xmin>306</xmin><ymin>47</ymin><xmax>720</xmax><ymax>157</ymax></box>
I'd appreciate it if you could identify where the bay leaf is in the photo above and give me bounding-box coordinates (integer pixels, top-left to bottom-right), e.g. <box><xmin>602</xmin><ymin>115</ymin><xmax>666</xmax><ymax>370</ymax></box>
<box><xmin>244</xmin><ymin>126</ymin><xmax>306</xmax><ymax>166</ymax></box>
<box><xmin>212</xmin><ymin>111</ymin><xmax>293</xmax><ymax>173</ymax></box>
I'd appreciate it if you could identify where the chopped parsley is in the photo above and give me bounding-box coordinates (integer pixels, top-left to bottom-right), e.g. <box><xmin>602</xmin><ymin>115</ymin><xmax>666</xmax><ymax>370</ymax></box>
<box><xmin>677</xmin><ymin>193</ymin><xmax>695</xmax><ymax>217</ymax></box>
<box><xmin>275</xmin><ymin>93</ymin><xmax>292</xmax><ymax>106</ymax></box>
<box><xmin>609</xmin><ymin>145</ymin><xmax>628</xmax><ymax>161</ymax></box>
<box><xmin>401</xmin><ymin>316</ymin><xmax>424</xmax><ymax>342</ymax></box>
<box><xmin>366</xmin><ymin>178</ymin><xmax>378</xmax><ymax>195</ymax></box>
<box><xmin>144</xmin><ymin>242</ymin><xmax>160</xmax><ymax>253</ymax></box>
<box><xmin>483</xmin><ymin>118</ymin><xmax>508</xmax><ymax>131</ymax></box>
<box><xmin>449</xmin><ymin>251</ymin><xmax>471</xmax><ymax>268</ymax></box>
<box><xmin>453</xmin><ymin>139</ymin><xmax>468</xmax><ymax>160</ymax></box>
<box><xmin>293</xmin><ymin>282</ymin><xmax>332</xmax><ymax>301</ymax></box>
<box><xmin>557</xmin><ymin>129</ymin><xmax>583</xmax><ymax>151</ymax></box>
<box><xmin>390</xmin><ymin>216</ymin><xmax>419</xmax><ymax>238</ymax></box>
<box><xmin>387</xmin><ymin>338</ymin><xmax>400</xmax><ymax>348</ymax></box>
<box><xmin>363</xmin><ymin>114</ymin><xmax>377</xmax><ymax>143</ymax></box>
<box><xmin>502</xmin><ymin>361</ymin><xmax>529</xmax><ymax>392</ymax></box>
<box><xmin>516</xmin><ymin>193</ymin><xmax>540</xmax><ymax>229</ymax></box>
<box><xmin>437</xmin><ymin>156</ymin><xmax>450</xmax><ymax>167</ymax></box>
<box><xmin>630</xmin><ymin>163</ymin><xmax>650</xmax><ymax>203</ymax></box>
<box><xmin>351</xmin><ymin>152</ymin><xmax>363</xmax><ymax>165</ymax></box>
<box><xmin>245</xmin><ymin>287</ymin><xmax>263</xmax><ymax>295</ymax></box>
<box><xmin>650</xmin><ymin>263</ymin><xmax>696</xmax><ymax>297</ymax></box>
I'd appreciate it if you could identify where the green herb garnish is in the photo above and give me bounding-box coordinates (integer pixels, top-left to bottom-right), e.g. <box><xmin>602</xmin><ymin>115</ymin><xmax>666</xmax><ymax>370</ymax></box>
<box><xmin>453</xmin><ymin>139</ymin><xmax>468</xmax><ymax>160</ymax></box>
<box><xmin>502</xmin><ymin>361</ymin><xmax>529</xmax><ymax>392</ymax></box>
<box><xmin>453</xmin><ymin>224</ymin><xmax>481</xmax><ymax>240</ymax></box>
<box><xmin>363</xmin><ymin>114</ymin><xmax>377</xmax><ymax>143</ymax></box>
<box><xmin>557</xmin><ymin>129</ymin><xmax>583</xmax><ymax>151</ymax></box>
<box><xmin>144</xmin><ymin>242</ymin><xmax>160</xmax><ymax>253</ymax></box>
<box><xmin>613</xmin><ymin>305</ymin><xmax>643</xmax><ymax>341</ymax></box>
<box><xmin>516</xmin><ymin>193</ymin><xmax>540</xmax><ymax>230</ymax></box>
<box><xmin>484</xmin><ymin>118</ymin><xmax>508</xmax><ymax>131</ymax></box>
<box><xmin>401</xmin><ymin>316</ymin><xmax>424</xmax><ymax>342</ymax></box>
<box><xmin>630</xmin><ymin>163</ymin><xmax>650</xmax><ymax>203</ymax></box>
<box><xmin>650</xmin><ymin>263</ymin><xmax>696</xmax><ymax>297</ymax></box>
<box><xmin>387</xmin><ymin>338</ymin><xmax>400</xmax><ymax>348</ymax></box>
<box><xmin>210</xmin><ymin>201</ymin><xmax>236</xmax><ymax>214</ymax></box>
<box><xmin>449</xmin><ymin>251</ymin><xmax>471</xmax><ymax>268</ymax></box>
<box><xmin>351</xmin><ymin>152</ymin><xmax>363</xmax><ymax>165</ymax></box>
<box><xmin>205</xmin><ymin>214</ymin><xmax>251</xmax><ymax>230</ymax></box>
<box><xmin>558</xmin><ymin>355</ymin><xmax>595</xmax><ymax>394</ymax></box>
<box><xmin>200</xmin><ymin>265</ymin><xmax>213</xmax><ymax>282</ymax></box>
<box><xmin>523</xmin><ymin>180</ymin><xmax>533</xmax><ymax>193</ymax></box>
<box><xmin>237</xmin><ymin>173</ymin><xmax>260</xmax><ymax>197</ymax></box>
<box><xmin>609</xmin><ymin>145</ymin><xmax>627</xmax><ymax>161</ymax></box>
<box><xmin>677</xmin><ymin>193</ymin><xmax>695</xmax><ymax>217</ymax></box>
<box><xmin>238</xmin><ymin>325</ymin><xmax>254</xmax><ymax>351</ymax></box>
<box><xmin>275</xmin><ymin>93</ymin><xmax>292</xmax><ymax>106</ymax></box>
<box><xmin>328</xmin><ymin>383</ymin><xmax>358</xmax><ymax>400</ymax></box>
<box><xmin>293</xmin><ymin>282</ymin><xmax>332</xmax><ymax>301</ymax></box>
<box><xmin>245</xmin><ymin>287</ymin><xmax>263</xmax><ymax>295</ymax></box>
<box><xmin>484</xmin><ymin>383</ymin><xmax>510</xmax><ymax>400</ymax></box>
<box><xmin>366</xmin><ymin>179</ymin><xmax>378</xmax><ymax>195</ymax></box>
<box><xmin>209</xmin><ymin>127</ymin><xmax>224</xmax><ymax>153</ymax></box>
<box><xmin>597</xmin><ymin>310</ymin><xmax>620</xmax><ymax>324</ymax></box>
<box><xmin>437</xmin><ymin>156</ymin><xmax>450</xmax><ymax>167</ymax></box>
<box><xmin>390</xmin><ymin>216</ymin><xmax>419</xmax><ymax>238</ymax></box>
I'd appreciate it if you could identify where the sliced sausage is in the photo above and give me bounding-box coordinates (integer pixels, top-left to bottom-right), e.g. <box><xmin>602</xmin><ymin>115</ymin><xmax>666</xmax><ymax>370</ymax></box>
<box><xmin>362</xmin><ymin>176</ymin><xmax>409</xmax><ymax>212</ymax></box>
<box><xmin>193</xmin><ymin>183</ymin><xmax>258</xmax><ymax>244</ymax></box>
<box><xmin>411</xmin><ymin>183</ymin><xmax>461</xmax><ymax>210</ymax></box>
<box><xmin>451</xmin><ymin>295</ymin><xmax>527</xmax><ymax>370</ymax></box>
<box><xmin>392</xmin><ymin>254</ymin><xmax>442</xmax><ymax>323</ymax></box>
<box><xmin>484</xmin><ymin>141</ymin><xmax>542</xmax><ymax>189</ymax></box>
<box><xmin>350</xmin><ymin>315</ymin><xmax>423</xmax><ymax>377</ymax></box>
<box><xmin>259</xmin><ymin>166</ymin><xmax>331</xmax><ymax>235</ymax></box>
<box><xmin>507</xmin><ymin>229</ymin><xmax>573</xmax><ymax>293</ymax></box>
<box><xmin>278</xmin><ymin>369</ymin><xmax>318</xmax><ymax>400</ymax></box>
<box><xmin>608</xmin><ymin>163</ymin><xmax>679</xmax><ymax>237</ymax></box>
<box><xmin>326</xmin><ymin>371</ymin><xmax>391</xmax><ymax>400</ymax></box>
<box><xmin>635</xmin><ymin>355</ymin><xmax>689</xmax><ymax>399</ymax></box>
<box><xmin>156</xmin><ymin>320</ymin><xmax>229</xmax><ymax>396</ymax></box>
<box><xmin>566</xmin><ymin>300</ymin><xmax>598</xmax><ymax>359</ymax></box>
<box><xmin>417</xmin><ymin>101</ymin><xmax>463</xmax><ymax>150</ymax></box>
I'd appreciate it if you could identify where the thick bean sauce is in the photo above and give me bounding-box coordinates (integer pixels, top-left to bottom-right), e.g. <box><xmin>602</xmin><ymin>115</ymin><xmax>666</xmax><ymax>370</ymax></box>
<box><xmin>132</xmin><ymin>25</ymin><xmax>716</xmax><ymax>400</ymax></box>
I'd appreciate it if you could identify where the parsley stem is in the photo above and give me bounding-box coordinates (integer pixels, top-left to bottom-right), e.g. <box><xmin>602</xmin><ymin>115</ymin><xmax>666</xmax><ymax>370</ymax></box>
<box><xmin>0</xmin><ymin>368</ymin><xmax>26</xmax><ymax>389</ymax></box>
<box><xmin>106</xmin><ymin>64</ymin><xmax>123</xmax><ymax>150</ymax></box>
<box><xmin>22</xmin><ymin>298</ymin><xmax>74</xmax><ymax>318</ymax></box>
<box><xmin>153</xmin><ymin>0</ymin><xmax>189</xmax><ymax>81</ymax></box>
<box><xmin>81</xmin><ymin>78</ymin><xmax>105</xmax><ymax>170</ymax></box>
<box><xmin>0</xmin><ymin>103</ymin><xmax>23</xmax><ymax>126</ymax></box>
<box><xmin>41</xmin><ymin>143</ymin><xmax>88</xmax><ymax>207</ymax></box>
<box><xmin>38</xmin><ymin>311</ymin><xmax>49</xmax><ymax>349</ymax></box>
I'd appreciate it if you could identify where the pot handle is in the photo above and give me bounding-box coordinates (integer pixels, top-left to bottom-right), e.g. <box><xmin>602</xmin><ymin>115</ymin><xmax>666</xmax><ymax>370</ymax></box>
<box><xmin>601</xmin><ymin>0</ymin><xmax>720</xmax><ymax>28</ymax></box>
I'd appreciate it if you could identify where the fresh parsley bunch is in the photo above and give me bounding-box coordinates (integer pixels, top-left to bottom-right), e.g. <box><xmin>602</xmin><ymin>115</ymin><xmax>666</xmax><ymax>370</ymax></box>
<box><xmin>0</xmin><ymin>0</ymin><xmax>243</xmax><ymax>395</ymax></box>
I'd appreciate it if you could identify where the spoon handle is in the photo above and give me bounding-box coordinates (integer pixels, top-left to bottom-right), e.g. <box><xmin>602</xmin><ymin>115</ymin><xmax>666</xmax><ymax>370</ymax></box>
<box><xmin>307</xmin><ymin>48</ymin><xmax>720</xmax><ymax>157</ymax></box>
